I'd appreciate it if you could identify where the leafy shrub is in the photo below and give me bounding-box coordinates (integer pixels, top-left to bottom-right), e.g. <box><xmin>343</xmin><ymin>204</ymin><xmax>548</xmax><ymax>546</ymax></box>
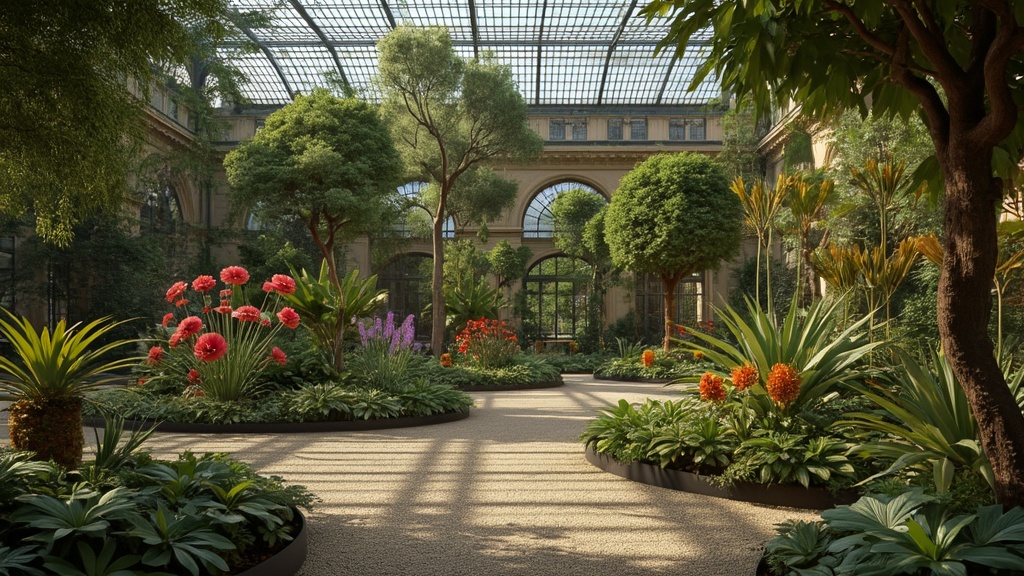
<box><xmin>533</xmin><ymin>352</ymin><xmax>608</xmax><ymax>373</ymax></box>
<box><xmin>413</xmin><ymin>354</ymin><xmax>559</xmax><ymax>388</ymax></box>
<box><xmin>593</xmin><ymin>351</ymin><xmax>707</xmax><ymax>381</ymax></box>
<box><xmin>348</xmin><ymin>312</ymin><xmax>418</xmax><ymax>391</ymax></box>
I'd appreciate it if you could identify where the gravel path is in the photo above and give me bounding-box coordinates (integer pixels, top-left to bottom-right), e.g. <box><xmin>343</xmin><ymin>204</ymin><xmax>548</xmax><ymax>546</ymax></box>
<box><xmin>2</xmin><ymin>375</ymin><xmax>818</xmax><ymax>575</ymax></box>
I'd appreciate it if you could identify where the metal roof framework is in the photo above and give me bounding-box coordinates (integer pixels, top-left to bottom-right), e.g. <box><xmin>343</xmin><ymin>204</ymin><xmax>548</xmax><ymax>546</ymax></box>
<box><xmin>225</xmin><ymin>0</ymin><xmax>719</xmax><ymax>107</ymax></box>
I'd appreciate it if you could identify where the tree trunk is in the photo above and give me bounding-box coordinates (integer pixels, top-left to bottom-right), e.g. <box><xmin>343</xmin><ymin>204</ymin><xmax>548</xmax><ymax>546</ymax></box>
<box><xmin>430</xmin><ymin>212</ymin><xmax>446</xmax><ymax>356</ymax></box>
<box><xmin>939</xmin><ymin>147</ymin><xmax>1024</xmax><ymax>508</ymax></box>
<box><xmin>801</xmin><ymin>245</ymin><xmax>820</xmax><ymax>304</ymax></box>
<box><xmin>9</xmin><ymin>398</ymin><xmax>85</xmax><ymax>470</ymax></box>
<box><xmin>662</xmin><ymin>274</ymin><xmax>679</xmax><ymax>353</ymax></box>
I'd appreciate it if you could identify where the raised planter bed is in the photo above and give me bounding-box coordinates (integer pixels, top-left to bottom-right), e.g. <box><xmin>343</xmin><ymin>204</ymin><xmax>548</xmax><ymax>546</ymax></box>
<box><xmin>236</xmin><ymin>508</ymin><xmax>308</xmax><ymax>576</ymax></box>
<box><xmin>591</xmin><ymin>374</ymin><xmax>673</xmax><ymax>384</ymax></box>
<box><xmin>84</xmin><ymin>409</ymin><xmax>470</xmax><ymax>434</ymax></box>
<box><xmin>585</xmin><ymin>447</ymin><xmax>855</xmax><ymax>510</ymax></box>
<box><xmin>459</xmin><ymin>377</ymin><xmax>564</xmax><ymax>392</ymax></box>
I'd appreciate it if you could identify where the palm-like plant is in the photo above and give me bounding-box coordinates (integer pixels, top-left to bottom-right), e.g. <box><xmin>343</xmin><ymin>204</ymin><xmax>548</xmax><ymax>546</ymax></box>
<box><xmin>786</xmin><ymin>175</ymin><xmax>837</xmax><ymax>305</ymax></box>
<box><xmin>854</xmin><ymin>236</ymin><xmax>922</xmax><ymax>340</ymax></box>
<box><xmin>0</xmin><ymin>310</ymin><xmax>140</xmax><ymax>469</ymax></box>
<box><xmin>731</xmin><ymin>175</ymin><xmax>788</xmax><ymax>308</ymax></box>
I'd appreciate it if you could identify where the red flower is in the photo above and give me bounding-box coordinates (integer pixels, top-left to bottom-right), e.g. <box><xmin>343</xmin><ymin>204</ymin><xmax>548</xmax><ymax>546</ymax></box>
<box><xmin>165</xmin><ymin>281</ymin><xmax>188</xmax><ymax>303</ymax></box>
<box><xmin>214</xmin><ymin>305</ymin><xmax>233</xmax><ymax>315</ymax></box>
<box><xmin>187</xmin><ymin>369</ymin><xmax>201</xmax><ymax>384</ymax></box>
<box><xmin>220</xmin><ymin>266</ymin><xmax>249</xmax><ymax>285</ymax></box>
<box><xmin>219</xmin><ymin>289</ymin><xmax>232</xmax><ymax>298</ymax></box>
<box><xmin>192</xmin><ymin>275</ymin><xmax>217</xmax><ymax>293</ymax></box>
<box><xmin>194</xmin><ymin>332</ymin><xmax>228</xmax><ymax>362</ymax></box>
<box><xmin>260</xmin><ymin>319</ymin><xmax>271</xmax><ymax>327</ymax></box>
<box><xmin>174</xmin><ymin>298</ymin><xmax>189</xmax><ymax>308</ymax></box>
<box><xmin>276</xmin><ymin>307</ymin><xmax>300</xmax><ymax>329</ymax></box>
<box><xmin>169</xmin><ymin>332</ymin><xmax>182</xmax><ymax>348</ymax></box>
<box><xmin>232</xmin><ymin>305</ymin><xmax>261</xmax><ymax>322</ymax></box>
<box><xmin>270</xmin><ymin>274</ymin><xmax>296</xmax><ymax>295</ymax></box>
<box><xmin>262</xmin><ymin>281</ymin><xmax>275</xmax><ymax>293</ymax></box>
<box><xmin>146</xmin><ymin>346</ymin><xmax>164</xmax><ymax>365</ymax></box>
<box><xmin>161</xmin><ymin>313</ymin><xmax>175</xmax><ymax>328</ymax></box>
<box><xmin>176</xmin><ymin>316</ymin><xmax>203</xmax><ymax>338</ymax></box>
<box><xmin>699</xmin><ymin>372</ymin><xmax>727</xmax><ymax>402</ymax></box>
<box><xmin>271</xmin><ymin>347</ymin><xmax>287</xmax><ymax>365</ymax></box>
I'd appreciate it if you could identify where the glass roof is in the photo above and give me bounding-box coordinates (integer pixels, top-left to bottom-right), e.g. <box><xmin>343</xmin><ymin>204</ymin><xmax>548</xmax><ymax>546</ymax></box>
<box><xmin>225</xmin><ymin>0</ymin><xmax>719</xmax><ymax>107</ymax></box>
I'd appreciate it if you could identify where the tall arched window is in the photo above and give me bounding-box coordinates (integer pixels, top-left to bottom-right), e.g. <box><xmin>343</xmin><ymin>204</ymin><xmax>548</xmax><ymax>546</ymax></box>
<box><xmin>522</xmin><ymin>256</ymin><xmax>592</xmax><ymax>341</ymax></box>
<box><xmin>140</xmin><ymin>179</ymin><xmax>182</xmax><ymax>234</ymax></box>
<box><xmin>398</xmin><ymin>182</ymin><xmax>454</xmax><ymax>239</ymax></box>
<box><xmin>377</xmin><ymin>253</ymin><xmax>432</xmax><ymax>341</ymax></box>
<box><xmin>635</xmin><ymin>273</ymin><xmax>704</xmax><ymax>343</ymax></box>
<box><xmin>522</xmin><ymin>181</ymin><xmax>604</xmax><ymax>238</ymax></box>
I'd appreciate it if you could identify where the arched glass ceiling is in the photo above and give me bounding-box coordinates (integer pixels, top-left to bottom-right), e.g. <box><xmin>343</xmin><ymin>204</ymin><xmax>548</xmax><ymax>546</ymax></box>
<box><xmin>225</xmin><ymin>0</ymin><xmax>718</xmax><ymax>107</ymax></box>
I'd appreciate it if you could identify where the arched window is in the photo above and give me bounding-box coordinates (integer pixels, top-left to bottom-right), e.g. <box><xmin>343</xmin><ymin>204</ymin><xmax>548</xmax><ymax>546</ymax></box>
<box><xmin>635</xmin><ymin>273</ymin><xmax>704</xmax><ymax>343</ymax></box>
<box><xmin>398</xmin><ymin>182</ymin><xmax>454</xmax><ymax>239</ymax></box>
<box><xmin>377</xmin><ymin>253</ymin><xmax>432</xmax><ymax>341</ymax></box>
<box><xmin>140</xmin><ymin>179</ymin><xmax>182</xmax><ymax>234</ymax></box>
<box><xmin>521</xmin><ymin>256</ymin><xmax>592</xmax><ymax>341</ymax></box>
<box><xmin>522</xmin><ymin>181</ymin><xmax>604</xmax><ymax>238</ymax></box>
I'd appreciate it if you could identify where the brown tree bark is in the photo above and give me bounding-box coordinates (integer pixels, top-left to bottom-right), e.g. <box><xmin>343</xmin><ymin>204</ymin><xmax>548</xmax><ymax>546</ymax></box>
<box><xmin>430</xmin><ymin>211</ymin><xmax>446</xmax><ymax>356</ymax></box>
<box><xmin>661</xmin><ymin>273</ymin><xmax>682</xmax><ymax>353</ymax></box>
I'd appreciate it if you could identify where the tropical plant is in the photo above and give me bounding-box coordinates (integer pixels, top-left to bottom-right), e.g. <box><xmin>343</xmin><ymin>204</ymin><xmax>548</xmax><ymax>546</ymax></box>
<box><xmin>454</xmin><ymin>318</ymin><xmax>520</xmax><ymax>369</ymax></box>
<box><xmin>125</xmin><ymin>503</ymin><xmax>235</xmax><ymax>575</ymax></box>
<box><xmin>763</xmin><ymin>519</ymin><xmax>833</xmax><ymax>575</ymax></box>
<box><xmin>444</xmin><ymin>278</ymin><xmax>504</xmax><ymax>333</ymax></box>
<box><xmin>786</xmin><ymin>174</ymin><xmax>837</xmax><ymax>305</ymax></box>
<box><xmin>852</xmin><ymin>237</ymin><xmax>923</xmax><ymax>340</ymax></box>
<box><xmin>81</xmin><ymin>414</ymin><xmax>155</xmax><ymax>486</ymax></box>
<box><xmin>0</xmin><ymin>310</ymin><xmax>141</xmax><ymax>469</ymax></box>
<box><xmin>282</xmin><ymin>260</ymin><xmax>387</xmax><ymax>371</ymax></box>
<box><xmin>843</xmin><ymin>347</ymin><xmax>994</xmax><ymax>495</ymax></box>
<box><xmin>394</xmin><ymin>378</ymin><xmax>474</xmax><ymax>417</ymax></box>
<box><xmin>283</xmin><ymin>383</ymin><xmax>354</xmax><ymax>422</ymax></box>
<box><xmin>680</xmin><ymin>295</ymin><xmax>880</xmax><ymax>416</ymax></box>
<box><xmin>732</xmin><ymin>174</ymin><xmax>789</xmax><ymax>308</ymax></box>
<box><xmin>349</xmin><ymin>311</ymin><xmax>418</xmax><ymax>391</ymax></box>
<box><xmin>42</xmin><ymin>540</ymin><xmax>138</xmax><ymax>576</ymax></box>
<box><xmin>0</xmin><ymin>450</ymin><xmax>55</xmax><ymax>505</ymax></box>
<box><xmin>730</xmin><ymin>432</ymin><xmax>854</xmax><ymax>489</ymax></box>
<box><xmin>614</xmin><ymin>337</ymin><xmax>646</xmax><ymax>360</ymax></box>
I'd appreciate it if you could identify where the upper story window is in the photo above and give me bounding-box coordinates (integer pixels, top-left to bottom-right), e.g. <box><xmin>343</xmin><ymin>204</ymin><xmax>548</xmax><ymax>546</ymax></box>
<box><xmin>630</xmin><ymin>118</ymin><xmax>648</xmax><ymax>140</ymax></box>
<box><xmin>549</xmin><ymin>118</ymin><xmax>587</xmax><ymax>141</ymax></box>
<box><xmin>669</xmin><ymin>118</ymin><xmax>707</xmax><ymax>141</ymax></box>
<box><xmin>607</xmin><ymin>119</ymin><xmax>623</xmax><ymax>141</ymax></box>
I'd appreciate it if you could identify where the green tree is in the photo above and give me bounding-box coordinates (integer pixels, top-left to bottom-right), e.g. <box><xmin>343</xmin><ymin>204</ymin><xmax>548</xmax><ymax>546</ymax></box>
<box><xmin>224</xmin><ymin>89</ymin><xmax>403</xmax><ymax>288</ymax></box>
<box><xmin>605</xmin><ymin>153</ymin><xmax>742</xmax><ymax>351</ymax></box>
<box><xmin>551</xmin><ymin>189</ymin><xmax>613</xmax><ymax>339</ymax></box>
<box><xmin>645</xmin><ymin>0</ymin><xmax>1024</xmax><ymax>505</ymax></box>
<box><xmin>488</xmin><ymin>240</ymin><xmax>531</xmax><ymax>289</ymax></box>
<box><xmin>377</xmin><ymin>26</ymin><xmax>544</xmax><ymax>355</ymax></box>
<box><xmin>419</xmin><ymin>168</ymin><xmax>519</xmax><ymax>238</ymax></box>
<box><xmin>0</xmin><ymin>0</ymin><xmax>232</xmax><ymax>247</ymax></box>
<box><xmin>717</xmin><ymin>102</ymin><xmax>766</xmax><ymax>182</ymax></box>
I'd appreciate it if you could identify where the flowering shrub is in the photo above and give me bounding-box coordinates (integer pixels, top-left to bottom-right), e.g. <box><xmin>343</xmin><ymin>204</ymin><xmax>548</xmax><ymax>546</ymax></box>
<box><xmin>698</xmin><ymin>372</ymin><xmax>726</xmax><ymax>402</ymax></box>
<box><xmin>767</xmin><ymin>363</ymin><xmax>801</xmax><ymax>405</ymax></box>
<box><xmin>641</xmin><ymin>350</ymin><xmax>655</xmax><ymax>367</ymax></box>
<box><xmin>349</xmin><ymin>312</ymin><xmax>418</xmax><ymax>391</ymax></box>
<box><xmin>147</xmin><ymin>266</ymin><xmax>300</xmax><ymax>401</ymax></box>
<box><xmin>455</xmin><ymin>318</ymin><xmax>519</xmax><ymax>369</ymax></box>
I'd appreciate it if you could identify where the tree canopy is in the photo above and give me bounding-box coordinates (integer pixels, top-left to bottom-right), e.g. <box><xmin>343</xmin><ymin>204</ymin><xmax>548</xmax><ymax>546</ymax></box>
<box><xmin>0</xmin><ymin>0</ymin><xmax>233</xmax><ymax>247</ymax></box>
<box><xmin>550</xmin><ymin>188</ymin><xmax>608</xmax><ymax>263</ymax></box>
<box><xmin>376</xmin><ymin>25</ymin><xmax>543</xmax><ymax>354</ymax></box>
<box><xmin>644</xmin><ymin>0</ymin><xmax>1024</xmax><ymax>506</ymax></box>
<box><xmin>224</xmin><ymin>89</ymin><xmax>403</xmax><ymax>286</ymax></box>
<box><xmin>605</xmin><ymin>152</ymin><xmax>742</xmax><ymax>350</ymax></box>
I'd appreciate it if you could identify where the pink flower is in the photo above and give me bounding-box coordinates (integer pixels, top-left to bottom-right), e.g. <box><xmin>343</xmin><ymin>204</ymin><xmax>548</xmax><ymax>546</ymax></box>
<box><xmin>146</xmin><ymin>346</ymin><xmax>164</xmax><ymax>365</ymax></box>
<box><xmin>187</xmin><ymin>369</ymin><xmax>201</xmax><ymax>384</ymax></box>
<box><xmin>165</xmin><ymin>281</ymin><xmax>188</xmax><ymax>303</ymax></box>
<box><xmin>214</xmin><ymin>305</ymin><xmax>232</xmax><ymax>315</ymax></box>
<box><xmin>220</xmin><ymin>266</ymin><xmax>249</xmax><ymax>285</ymax></box>
<box><xmin>176</xmin><ymin>316</ymin><xmax>203</xmax><ymax>338</ymax></box>
<box><xmin>276</xmin><ymin>307</ymin><xmax>300</xmax><ymax>329</ymax></box>
<box><xmin>232</xmin><ymin>305</ymin><xmax>262</xmax><ymax>322</ymax></box>
<box><xmin>219</xmin><ymin>289</ymin><xmax>232</xmax><ymax>298</ymax></box>
<box><xmin>271</xmin><ymin>347</ymin><xmax>287</xmax><ymax>365</ymax></box>
<box><xmin>270</xmin><ymin>274</ymin><xmax>296</xmax><ymax>295</ymax></box>
<box><xmin>194</xmin><ymin>332</ymin><xmax>228</xmax><ymax>362</ymax></box>
<box><xmin>161</xmin><ymin>313</ymin><xmax>175</xmax><ymax>328</ymax></box>
<box><xmin>262</xmin><ymin>281</ymin><xmax>275</xmax><ymax>293</ymax></box>
<box><xmin>192</xmin><ymin>275</ymin><xmax>217</xmax><ymax>293</ymax></box>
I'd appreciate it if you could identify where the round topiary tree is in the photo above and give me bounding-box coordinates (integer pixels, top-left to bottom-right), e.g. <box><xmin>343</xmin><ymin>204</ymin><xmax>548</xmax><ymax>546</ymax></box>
<box><xmin>605</xmin><ymin>152</ymin><xmax>742</xmax><ymax>351</ymax></box>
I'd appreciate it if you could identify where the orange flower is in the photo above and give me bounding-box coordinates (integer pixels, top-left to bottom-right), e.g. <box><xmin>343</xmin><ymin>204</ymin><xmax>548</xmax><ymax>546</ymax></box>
<box><xmin>699</xmin><ymin>372</ymin><xmax>726</xmax><ymax>402</ymax></box>
<box><xmin>766</xmin><ymin>363</ymin><xmax>801</xmax><ymax>405</ymax></box>
<box><xmin>731</xmin><ymin>363</ymin><xmax>759</xmax><ymax>391</ymax></box>
<box><xmin>641</xmin><ymin>350</ymin><xmax>655</xmax><ymax>367</ymax></box>
<box><xmin>693</xmin><ymin>351</ymin><xmax>704</xmax><ymax>361</ymax></box>
<box><xmin>440</xmin><ymin>353</ymin><xmax>453</xmax><ymax>367</ymax></box>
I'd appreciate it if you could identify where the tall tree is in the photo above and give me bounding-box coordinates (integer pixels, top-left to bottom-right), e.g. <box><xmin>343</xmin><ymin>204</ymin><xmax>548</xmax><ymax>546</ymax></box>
<box><xmin>224</xmin><ymin>89</ymin><xmax>403</xmax><ymax>288</ymax></box>
<box><xmin>645</xmin><ymin>0</ymin><xmax>1024</xmax><ymax>506</ymax></box>
<box><xmin>551</xmin><ymin>189</ymin><xmax>614</xmax><ymax>339</ymax></box>
<box><xmin>377</xmin><ymin>26</ymin><xmax>544</xmax><ymax>356</ymax></box>
<box><xmin>0</xmin><ymin>0</ymin><xmax>232</xmax><ymax>247</ymax></box>
<box><xmin>605</xmin><ymin>153</ymin><xmax>743</xmax><ymax>352</ymax></box>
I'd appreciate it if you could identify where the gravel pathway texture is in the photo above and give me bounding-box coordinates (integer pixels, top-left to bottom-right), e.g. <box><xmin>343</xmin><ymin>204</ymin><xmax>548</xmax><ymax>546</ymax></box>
<box><xmin>2</xmin><ymin>374</ymin><xmax>819</xmax><ymax>575</ymax></box>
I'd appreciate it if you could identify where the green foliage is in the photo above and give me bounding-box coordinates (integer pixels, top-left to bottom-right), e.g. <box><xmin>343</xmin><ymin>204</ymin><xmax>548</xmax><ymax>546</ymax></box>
<box><xmin>532</xmin><ymin>352</ymin><xmax>608</xmax><ymax>374</ymax></box>
<box><xmin>394</xmin><ymin>378</ymin><xmax>474</xmax><ymax>417</ymax></box>
<box><xmin>0</xmin><ymin>311</ymin><xmax>141</xmax><ymax>403</ymax></box>
<box><xmin>593</xmin><ymin>354</ymin><xmax>706</xmax><ymax>382</ymax></box>
<box><xmin>81</xmin><ymin>414</ymin><xmax>155</xmax><ymax>487</ymax></box>
<box><xmin>411</xmin><ymin>354</ymin><xmax>559</xmax><ymax>388</ymax></box>
<box><xmin>421</xmin><ymin>168</ymin><xmax>519</xmax><ymax>232</ymax></box>
<box><xmin>716</xmin><ymin>101</ymin><xmax>765</xmax><ymax>182</ymax></box>
<box><xmin>225</xmin><ymin>89</ymin><xmax>403</xmax><ymax>285</ymax></box>
<box><xmin>444</xmin><ymin>279</ymin><xmax>504</xmax><ymax>332</ymax></box>
<box><xmin>550</xmin><ymin>188</ymin><xmax>607</xmax><ymax>261</ymax></box>
<box><xmin>729</xmin><ymin>433</ymin><xmax>854</xmax><ymax>489</ymax></box>
<box><xmin>488</xmin><ymin>240</ymin><xmax>532</xmax><ymax>288</ymax></box>
<box><xmin>283</xmin><ymin>383</ymin><xmax>354</xmax><ymax>422</ymax></box>
<box><xmin>844</xmin><ymin>348</ymin><xmax>995</xmax><ymax>495</ymax></box>
<box><xmin>0</xmin><ymin>0</ymin><xmax>234</xmax><ymax>246</ymax></box>
<box><xmin>0</xmin><ymin>451</ymin><xmax>57</xmax><ymax>506</ymax></box>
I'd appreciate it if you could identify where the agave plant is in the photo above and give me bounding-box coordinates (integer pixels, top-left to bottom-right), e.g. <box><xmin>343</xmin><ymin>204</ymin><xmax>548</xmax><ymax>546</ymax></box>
<box><xmin>679</xmin><ymin>295</ymin><xmax>881</xmax><ymax>416</ymax></box>
<box><xmin>0</xmin><ymin>310</ymin><xmax>140</xmax><ymax>469</ymax></box>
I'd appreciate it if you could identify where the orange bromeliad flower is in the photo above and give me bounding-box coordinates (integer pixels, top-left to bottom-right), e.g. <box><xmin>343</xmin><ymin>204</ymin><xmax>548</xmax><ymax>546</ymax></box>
<box><xmin>440</xmin><ymin>353</ymin><xmax>453</xmax><ymax>367</ymax></box>
<box><xmin>766</xmin><ymin>363</ymin><xmax>801</xmax><ymax>405</ymax></box>
<box><xmin>731</xmin><ymin>363</ymin><xmax>759</xmax><ymax>391</ymax></box>
<box><xmin>699</xmin><ymin>372</ymin><xmax>726</xmax><ymax>402</ymax></box>
<box><xmin>641</xmin><ymin>350</ymin><xmax>655</xmax><ymax>367</ymax></box>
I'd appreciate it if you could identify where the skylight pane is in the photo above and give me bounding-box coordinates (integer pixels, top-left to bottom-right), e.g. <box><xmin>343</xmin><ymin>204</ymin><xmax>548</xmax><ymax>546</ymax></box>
<box><xmin>602</xmin><ymin>45</ymin><xmax>670</xmax><ymax>105</ymax></box>
<box><xmin>543</xmin><ymin>1</ymin><xmax>623</xmax><ymax>43</ymax></box>
<box><xmin>660</xmin><ymin>46</ymin><xmax>721</xmax><ymax>105</ymax></box>
<box><xmin>273</xmin><ymin>46</ymin><xmax>336</xmax><ymax>96</ymax></box>
<box><xmin>308</xmin><ymin>2</ymin><xmax>391</xmax><ymax>42</ymax></box>
<box><xmin>478</xmin><ymin>44</ymin><xmax>536</xmax><ymax>104</ymax></box>
<box><xmin>394</xmin><ymin>1</ymin><xmax>472</xmax><ymax>42</ymax></box>
<box><xmin>336</xmin><ymin>45</ymin><xmax>382</xmax><ymax>101</ymax></box>
<box><xmin>477</xmin><ymin>0</ymin><xmax>543</xmax><ymax>43</ymax></box>
<box><xmin>227</xmin><ymin>52</ymin><xmax>292</xmax><ymax>105</ymax></box>
<box><xmin>538</xmin><ymin>45</ymin><xmax>604</xmax><ymax>105</ymax></box>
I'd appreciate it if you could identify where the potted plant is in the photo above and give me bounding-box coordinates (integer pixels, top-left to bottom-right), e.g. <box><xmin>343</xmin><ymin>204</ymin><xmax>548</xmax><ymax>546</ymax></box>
<box><xmin>0</xmin><ymin>310</ymin><xmax>140</xmax><ymax>469</ymax></box>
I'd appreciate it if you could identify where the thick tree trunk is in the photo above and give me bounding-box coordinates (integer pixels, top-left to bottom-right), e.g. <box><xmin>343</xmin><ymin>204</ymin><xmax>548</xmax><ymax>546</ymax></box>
<box><xmin>662</xmin><ymin>274</ymin><xmax>679</xmax><ymax>353</ymax></box>
<box><xmin>801</xmin><ymin>246</ymin><xmax>820</xmax><ymax>305</ymax></box>
<box><xmin>939</xmin><ymin>148</ymin><xmax>1024</xmax><ymax>508</ymax></box>
<box><xmin>430</xmin><ymin>213</ymin><xmax>446</xmax><ymax>356</ymax></box>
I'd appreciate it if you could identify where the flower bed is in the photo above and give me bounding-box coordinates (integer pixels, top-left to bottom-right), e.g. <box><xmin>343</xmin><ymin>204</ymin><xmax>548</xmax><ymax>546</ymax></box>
<box><xmin>410</xmin><ymin>353</ymin><xmax>563</xmax><ymax>390</ymax></box>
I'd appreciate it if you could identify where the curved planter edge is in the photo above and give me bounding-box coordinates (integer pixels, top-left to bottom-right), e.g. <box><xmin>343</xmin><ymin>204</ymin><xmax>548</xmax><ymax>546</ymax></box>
<box><xmin>459</xmin><ymin>376</ymin><xmax>564</xmax><ymax>392</ymax></box>
<box><xmin>83</xmin><ymin>409</ymin><xmax>470</xmax><ymax>434</ymax></box>
<box><xmin>591</xmin><ymin>374</ymin><xmax>674</xmax><ymax>384</ymax></box>
<box><xmin>235</xmin><ymin>508</ymin><xmax>307</xmax><ymax>576</ymax></box>
<box><xmin>584</xmin><ymin>447</ymin><xmax>855</xmax><ymax>510</ymax></box>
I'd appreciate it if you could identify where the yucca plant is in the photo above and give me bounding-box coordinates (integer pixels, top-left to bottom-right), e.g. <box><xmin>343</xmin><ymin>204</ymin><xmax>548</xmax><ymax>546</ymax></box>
<box><xmin>0</xmin><ymin>310</ymin><xmax>140</xmax><ymax>469</ymax></box>
<box><xmin>843</xmin><ymin>347</ymin><xmax>994</xmax><ymax>495</ymax></box>
<box><xmin>679</xmin><ymin>295</ymin><xmax>881</xmax><ymax>416</ymax></box>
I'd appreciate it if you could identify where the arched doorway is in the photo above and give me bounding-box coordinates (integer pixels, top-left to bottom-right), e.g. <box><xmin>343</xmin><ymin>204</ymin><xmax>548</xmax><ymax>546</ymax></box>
<box><xmin>521</xmin><ymin>255</ymin><xmax>592</xmax><ymax>342</ymax></box>
<box><xmin>377</xmin><ymin>253</ymin><xmax>433</xmax><ymax>341</ymax></box>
